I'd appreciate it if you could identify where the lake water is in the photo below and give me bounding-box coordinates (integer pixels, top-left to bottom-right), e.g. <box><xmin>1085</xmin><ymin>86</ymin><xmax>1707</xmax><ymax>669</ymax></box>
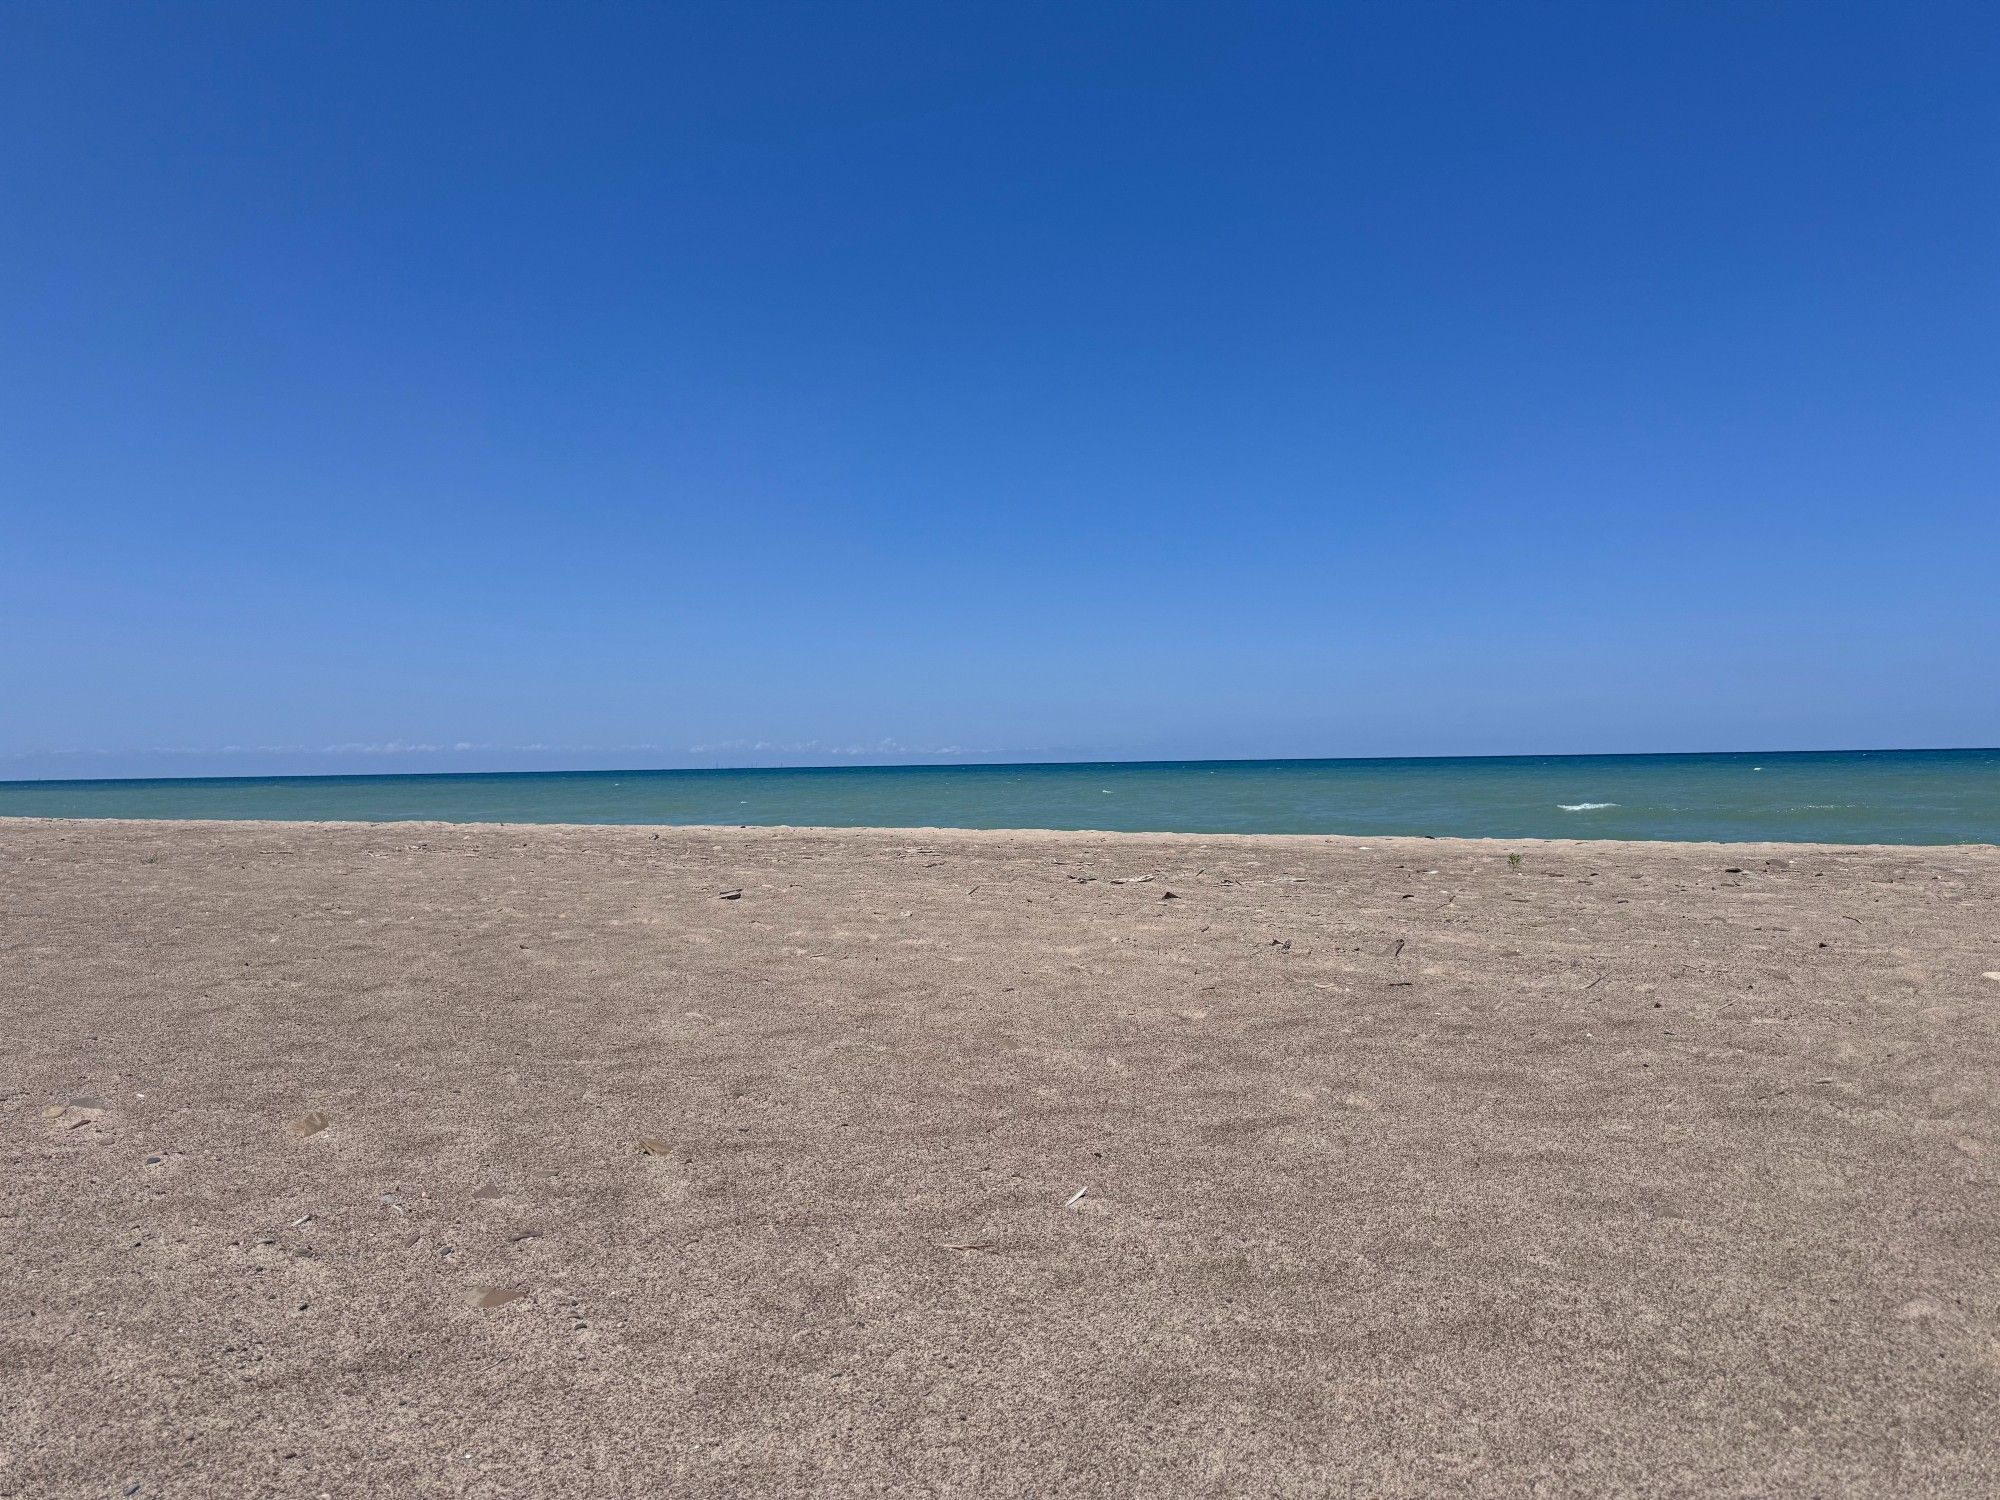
<box><xmin>3</xmin><ymin>749</ymin><xmax>1996</xmax><ymax>843</ymax></box>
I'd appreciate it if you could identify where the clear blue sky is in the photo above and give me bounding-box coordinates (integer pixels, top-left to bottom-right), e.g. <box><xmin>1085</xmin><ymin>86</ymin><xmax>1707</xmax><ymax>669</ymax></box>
<box><xmin>4</xmin><ymin>1</ymin><xmax>1995</xmax><ymax>780</ymax></box>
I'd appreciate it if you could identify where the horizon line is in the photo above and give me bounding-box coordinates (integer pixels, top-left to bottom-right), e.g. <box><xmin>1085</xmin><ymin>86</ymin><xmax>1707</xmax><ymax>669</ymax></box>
<box><xmin>3</xmin><ymin>743</ymin><xmax>1995</xmax><ymax>790</ymax></box>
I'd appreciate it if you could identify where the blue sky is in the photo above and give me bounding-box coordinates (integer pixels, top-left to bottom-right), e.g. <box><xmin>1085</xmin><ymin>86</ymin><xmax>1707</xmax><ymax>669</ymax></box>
<box><xmin>4</xmin><ymin>1</ymin><xmax>1996</xmax><ymax>780</ymax></box>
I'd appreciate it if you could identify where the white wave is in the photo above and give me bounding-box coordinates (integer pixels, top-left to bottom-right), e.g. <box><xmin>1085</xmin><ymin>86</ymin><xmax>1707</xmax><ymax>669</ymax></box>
<box><xmin>1558</xmin><ymin>801</ymin><xmax>1619</xmax><ymax>811</ymax></box>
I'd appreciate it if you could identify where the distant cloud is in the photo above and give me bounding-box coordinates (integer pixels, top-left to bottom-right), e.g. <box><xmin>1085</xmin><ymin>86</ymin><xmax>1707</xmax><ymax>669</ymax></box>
<box><xmin>5</xmin><ymin>737</ymin><xmax>999</xmax><ymax>763</ymax></box>
<box><xmin>684</xmin><ymin>738</ymin><xmax>999</xmax><ymax>757</ymax></box>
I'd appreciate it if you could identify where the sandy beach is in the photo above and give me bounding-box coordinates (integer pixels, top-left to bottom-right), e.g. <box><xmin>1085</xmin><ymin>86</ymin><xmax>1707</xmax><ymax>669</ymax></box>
<box><xmin>3</xmin><ymin>817</ymin><xmax>1996</xmax><ymax>1498</ymax></box>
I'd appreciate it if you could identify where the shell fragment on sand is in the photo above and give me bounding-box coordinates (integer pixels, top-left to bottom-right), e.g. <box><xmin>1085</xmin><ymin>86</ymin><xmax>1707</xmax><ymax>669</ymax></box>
<box><xmin>637</xmin><ymin>1138</ymin><xmax>673</xmax><ymax>1156</ymax></box>
<box><xmin>286</xmin><ymin>1111</ymin><xmax>330</xmax><ymax>1139</ymax></box>
<box><xmin>45</xmin><ymin>1097</ymin><xmax>108</xmax><ymax>1129</ymax></box>
<box><xmin>717</xmin><ymin>888</ymin><xmax>744</xmax><ymax>900</ymax></box>
<box><xmin>467</xmin><ymin>1286</ymin><xmax>526</xmax><ymax>1310</ymax></box>
<box><xmin>1065</xmin><ymin>1187</ymin><xmax>1089</xmax><ymax>1208</ymax></box>
<box><xmin>470</xmin><ymin>1183</ymin><xmax>504</xmax><ymax>1200</ymax></box>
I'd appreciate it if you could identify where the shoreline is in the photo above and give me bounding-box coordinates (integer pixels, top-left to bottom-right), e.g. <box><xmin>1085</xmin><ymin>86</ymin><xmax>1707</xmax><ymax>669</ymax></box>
<box><xmin>7</xmin><ymin>813</ymin><xmax>1998</xmax><ymax>853</ymax></box>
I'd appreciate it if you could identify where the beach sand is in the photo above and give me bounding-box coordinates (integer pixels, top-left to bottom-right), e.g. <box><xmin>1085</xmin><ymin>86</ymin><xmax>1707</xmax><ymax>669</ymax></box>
<box><xmin>3</xmin><ymin>817</ymin><xmax>1996</xmax><ymax>1498</ymax></box>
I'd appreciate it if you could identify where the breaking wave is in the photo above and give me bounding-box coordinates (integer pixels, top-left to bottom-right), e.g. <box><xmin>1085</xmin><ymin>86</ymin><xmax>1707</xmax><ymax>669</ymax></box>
<box><xmin>1558</xmin><ymin>801</ymin><xmax>1618</xmax><ymax>812</ymax></box>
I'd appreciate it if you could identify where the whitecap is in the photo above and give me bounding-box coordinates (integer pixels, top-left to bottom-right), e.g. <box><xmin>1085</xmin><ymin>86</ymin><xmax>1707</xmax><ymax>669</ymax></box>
<box><xmin>1558</xmin><ymin>801</ymin><xmax>1618</xmax><ymax>812</ymax></box>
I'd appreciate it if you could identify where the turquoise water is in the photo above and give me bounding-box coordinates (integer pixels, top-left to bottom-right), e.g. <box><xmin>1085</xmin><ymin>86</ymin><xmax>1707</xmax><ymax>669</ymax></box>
<box><xmin>1</xmin><ymin>750</ymin><xmax>1995</xmax><ymax>843</ymax></box>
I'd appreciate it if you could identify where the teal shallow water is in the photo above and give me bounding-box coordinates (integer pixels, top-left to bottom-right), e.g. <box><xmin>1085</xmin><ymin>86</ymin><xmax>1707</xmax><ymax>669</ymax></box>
<box><xmin>2</xmin><ymin>750</ymin><xmax>1996</xmax><ymax>843</ymax></box>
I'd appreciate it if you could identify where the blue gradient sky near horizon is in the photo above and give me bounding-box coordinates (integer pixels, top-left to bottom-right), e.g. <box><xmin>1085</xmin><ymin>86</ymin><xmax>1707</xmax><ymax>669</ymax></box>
<box><xmin>4</xmin><ymin>2</ymin><xmax>1996</xmax><ymax>782</ymax></box>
